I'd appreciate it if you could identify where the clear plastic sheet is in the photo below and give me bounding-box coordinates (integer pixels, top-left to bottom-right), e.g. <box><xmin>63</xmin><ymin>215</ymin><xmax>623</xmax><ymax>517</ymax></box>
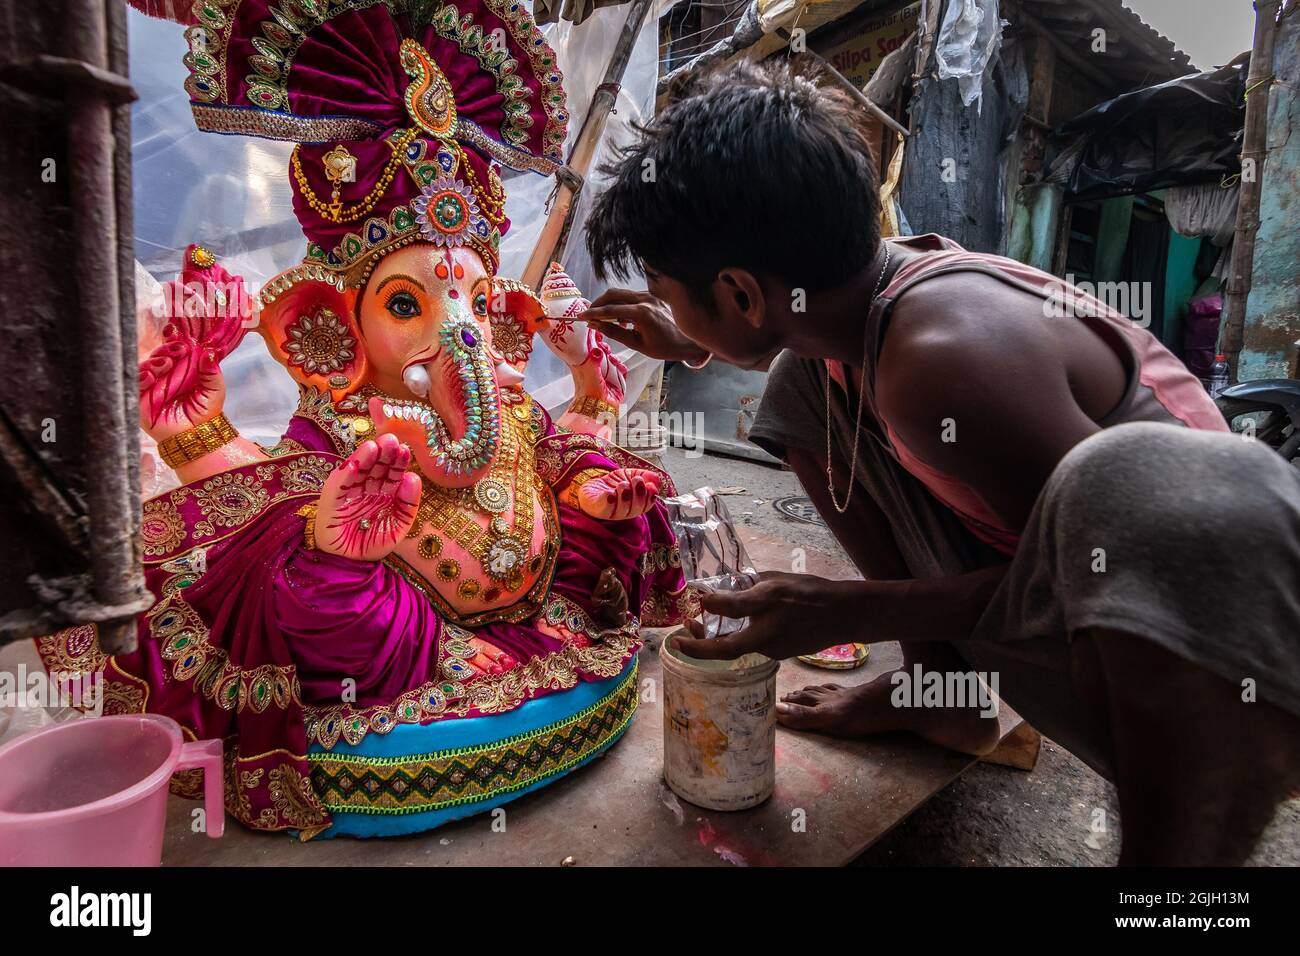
<box><xmin>933</xmin><ymin>0</ymin><xmax>1003</xmax><ymax>113</ymax></box>
<box><xmin>126</xmin><ymin>2</ymin><xmax>670</xmax><ymax>460</ymax></box>
<box><xmin>663</xmin><ymin>487</ymin><xmax>757</xmax><ymax>638</ymax></box>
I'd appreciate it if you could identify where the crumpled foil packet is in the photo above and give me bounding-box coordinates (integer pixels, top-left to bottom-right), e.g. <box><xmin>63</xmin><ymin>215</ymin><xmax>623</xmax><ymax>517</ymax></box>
<box><xmin>663</xmin><ymin>487</ymin><xmax>758</xmax><ymax>639</ymax></box>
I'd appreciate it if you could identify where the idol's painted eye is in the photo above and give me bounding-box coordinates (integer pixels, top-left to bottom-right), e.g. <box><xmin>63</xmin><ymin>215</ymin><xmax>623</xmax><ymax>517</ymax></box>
<box><xmin>473</xmin><ymin>292</ymin><xmax>488</xmax><ymax>316</ymax></box>
<box><xmin>386</xmin><ymin>290</ymin><xmax>421</xmax><ymax>320</ymax></box>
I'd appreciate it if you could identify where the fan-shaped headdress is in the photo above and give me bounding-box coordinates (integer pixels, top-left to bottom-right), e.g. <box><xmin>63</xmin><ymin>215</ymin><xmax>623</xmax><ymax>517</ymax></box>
<box><xmin>181</xmin><ymin>0</ymin><xmax>568</xmax><ymax>285</ymax></box>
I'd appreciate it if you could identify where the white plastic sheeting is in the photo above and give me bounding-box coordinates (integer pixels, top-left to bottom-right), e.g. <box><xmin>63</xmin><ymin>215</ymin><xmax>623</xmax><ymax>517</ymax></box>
<box><xmin>933</xmin><ymin>0</ymin><xmax>1002</xmax><ymax>113</ymax></box>
<box><xmin>127</xmin><ymin>1</ymin><xmax>669</xmax><ymax>451</ymax></box>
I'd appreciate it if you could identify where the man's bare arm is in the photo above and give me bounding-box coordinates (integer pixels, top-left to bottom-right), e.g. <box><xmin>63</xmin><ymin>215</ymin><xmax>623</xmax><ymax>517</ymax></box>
<box><xmin>876</xmin><ymin>273</ymin><xmax>1104</xmax><ymax>532</ymax></box>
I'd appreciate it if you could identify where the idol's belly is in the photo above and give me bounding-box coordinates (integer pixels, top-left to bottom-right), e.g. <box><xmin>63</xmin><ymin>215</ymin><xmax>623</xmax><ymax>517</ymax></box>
<box><xmin>393</xmin><ymin>486</ymin><xmax>552</xmax><ymax>618</ymax></box>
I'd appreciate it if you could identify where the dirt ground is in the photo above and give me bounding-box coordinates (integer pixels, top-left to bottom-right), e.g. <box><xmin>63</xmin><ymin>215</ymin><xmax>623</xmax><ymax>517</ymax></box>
<box><xmin>659</xmin><ymin>445</ymin><xmax>1300</xmax><ymax>866</ymax></box>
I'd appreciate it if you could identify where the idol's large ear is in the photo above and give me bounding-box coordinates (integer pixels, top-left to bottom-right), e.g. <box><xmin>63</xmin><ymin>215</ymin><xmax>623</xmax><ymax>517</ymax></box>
<box><xmin>256</xmin><ymin>273</ymin><xmax>363</xmax><ymax>402</ymax></box>
<box><xmin>488</xmin><ymin>277</ymin><xmax>547</xmax><ymax>375</ymax></box>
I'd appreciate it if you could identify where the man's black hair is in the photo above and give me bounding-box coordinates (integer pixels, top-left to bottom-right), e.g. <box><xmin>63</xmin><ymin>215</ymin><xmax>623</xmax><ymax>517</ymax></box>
<box><xmin>585</xmin><ymin>58</ymin><xmax>882</xmax><ymax>295</ymax></box>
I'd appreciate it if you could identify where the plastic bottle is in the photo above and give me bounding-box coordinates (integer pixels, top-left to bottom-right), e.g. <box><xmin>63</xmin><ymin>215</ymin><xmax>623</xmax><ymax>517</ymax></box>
<box><xmin>1208</xmin><ymin>354</ymin><xmax>1230</xmax><ymax>399</ymax></box>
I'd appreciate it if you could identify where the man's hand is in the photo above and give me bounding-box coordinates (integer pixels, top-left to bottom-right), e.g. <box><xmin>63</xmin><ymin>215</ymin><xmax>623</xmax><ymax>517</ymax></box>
<box><xmin>673</xmin><ymin>572</ymin><xmax>870</xmax><ymax>661</ymax></box>
<box><xmin>583</xmin><ymin>288</ymin><xmax>710</xmax><ymax>364</ymax></box>
<box><xmin>674</xmin><ymin>565</ymin><xmax>1013</xmax><ymax>662</ymax></box>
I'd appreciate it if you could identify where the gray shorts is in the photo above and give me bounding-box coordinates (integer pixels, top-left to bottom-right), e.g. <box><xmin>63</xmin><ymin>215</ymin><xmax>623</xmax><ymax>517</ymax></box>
<box><xmin>750</xmin><ymin>350</ymin><xmax>1300</xmax><ymax>778</ymax></box>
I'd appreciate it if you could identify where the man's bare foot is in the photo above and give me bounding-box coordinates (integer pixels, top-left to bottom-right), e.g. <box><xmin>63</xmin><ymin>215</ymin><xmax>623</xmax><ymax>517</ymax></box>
<box><xmin>777</xmin><ymin>670</ymin><xmax>1002</xmax><ymax>756</ymax></box>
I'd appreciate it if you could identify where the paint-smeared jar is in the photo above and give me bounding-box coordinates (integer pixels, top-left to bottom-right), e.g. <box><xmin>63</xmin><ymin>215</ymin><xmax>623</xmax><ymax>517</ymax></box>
<box><xmin>660</xmin><ymin>633</ymin><xmax>779</xmax><ymax>811</ymax></box>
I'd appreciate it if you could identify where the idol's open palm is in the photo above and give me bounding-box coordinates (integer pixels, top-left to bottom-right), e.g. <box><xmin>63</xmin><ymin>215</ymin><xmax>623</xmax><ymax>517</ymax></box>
<box><xmin>315</xmin><ymin>434</ymin><xmax>421</xmax><ymax>561</ymax></box>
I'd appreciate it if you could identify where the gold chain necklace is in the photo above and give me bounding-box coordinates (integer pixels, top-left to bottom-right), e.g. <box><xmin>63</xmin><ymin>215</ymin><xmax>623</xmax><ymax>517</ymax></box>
<box><xmin>825</xmin><ymin>242</ymin><xmax>891</xmax><ymax>514</ymax></box>
<box><xmin>290</xmin><ymin>129</ymin><xmax>417</xmax><ymax>224</ymax></box>
<box><xmin>402</xmin><ymin>404</ymin><xmax>542</xmax><ymax>592</ymax></box>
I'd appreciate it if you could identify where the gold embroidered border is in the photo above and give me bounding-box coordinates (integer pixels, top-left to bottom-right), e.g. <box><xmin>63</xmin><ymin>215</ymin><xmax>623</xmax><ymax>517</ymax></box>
<box><xmin>640</xmin><ymin>583</ymin><xmax>698</xmax><ymax>628</ymax></box>
<box><xmin>33</xmin><ymin>624</ymin><xmax>150</xmax><ymax>716</ymax></box>
<box><xmin>142</xmin><ymin>452</ymin><xmax>336</xmax><ymax>565</ymax></box>
<box><xmin>309</xmin><ymin>660</ymin><xmax>637</xmax><ymax>815</ymax></box>
<box><xmin>221</xmin><ymin>744</ymin><xmax>332</xmax><ymax>840</ymax></box>
<box><xmin>535</xmin><ymin>432</ymin><xmax>677</xmax><ymax>497</ymax></box>
<box><xmin>148</xmin><ymin>589</ymin><xmax>301</xmax><ymax>714</ymax></box>
<box><xmin>637</xmin><ymin>543</ymin><xmax>683</xmax><ymax>576</ymax></box>
<box><xmin>190</xmin><ymin>103</ymin><xmax>385</xmax><ymax>143</ymax></box>
<box><xmin>301</xmin><ymin>592</ymin><xmax>639</xmax><ymax>749</ymax></box>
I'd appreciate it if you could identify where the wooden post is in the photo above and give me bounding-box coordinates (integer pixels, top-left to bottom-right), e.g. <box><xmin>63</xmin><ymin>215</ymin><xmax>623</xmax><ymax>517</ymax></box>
<box><xmin>1220</xmin><ymin>0</ymin><xmax>1282</xmax><ymax>380</ymax></box>
<box><xmin>522</xmin><ymin>0</ymin><xmax>655</xmax><ymax>289</ymax></box>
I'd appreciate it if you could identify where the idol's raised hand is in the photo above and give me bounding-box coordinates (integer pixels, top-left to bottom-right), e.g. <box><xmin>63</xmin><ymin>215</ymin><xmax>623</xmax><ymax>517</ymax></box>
<box><xmin>138</xmin><ymin>244</ymin><xmax>254</xmax><ymax>439</ymax></box>
<box><xmin>315</xmin><ymin>434</ymin><xmax>422</xmax><ymax>562</ymax></box>
<box><xmin>583</xmin><ymin>288</ymin><xmax>710</xmax><ymax>365</ymax></box>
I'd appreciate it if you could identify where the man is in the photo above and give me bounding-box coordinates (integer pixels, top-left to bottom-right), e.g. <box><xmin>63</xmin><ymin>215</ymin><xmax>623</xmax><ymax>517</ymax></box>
<box><xmin>581</xmin><ymin>60</ymin><xmax>1300</xmax><ymax>865</ymax></box>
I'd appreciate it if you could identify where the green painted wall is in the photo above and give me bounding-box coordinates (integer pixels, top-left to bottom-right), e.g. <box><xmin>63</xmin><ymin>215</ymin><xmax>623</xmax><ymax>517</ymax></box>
<box><xmin>1007</xmin><ymin>183</ymin><xmax>1063</xmax><ymax>272</ymax></box>
<box><xmin>1162</xmin><ymin>232</ymin><xmax>1203</xmax><ymax>353</ymax></box>
<box><xmin>1242</xmin><ymin>11</ymin><xmax>1300</xmax><ymax>380</ymax></box>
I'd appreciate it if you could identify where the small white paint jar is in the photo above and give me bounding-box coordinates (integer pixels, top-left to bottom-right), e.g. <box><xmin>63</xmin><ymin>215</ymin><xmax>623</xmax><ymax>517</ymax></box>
<box><xmin>660</xmin><ymin>633</ymin><xmax>779</xmax><ymax>811</ymax></box>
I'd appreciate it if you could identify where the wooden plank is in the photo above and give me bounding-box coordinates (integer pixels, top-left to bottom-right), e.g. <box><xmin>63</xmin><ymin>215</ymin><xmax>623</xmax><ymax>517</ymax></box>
<box><xmin>981</xmin><ymin>720</ymin><xmax>1042</xmax><ymax>772</ymax></box>
<box><xmin>160</xmin><ymin>635</ymin><xmax>1024</xmax><ymax>867</ymax></box>
<box><xmin>159</xmin><ymin>523</ymin><xmax>1025</xmax><ymax>867</ymax></box>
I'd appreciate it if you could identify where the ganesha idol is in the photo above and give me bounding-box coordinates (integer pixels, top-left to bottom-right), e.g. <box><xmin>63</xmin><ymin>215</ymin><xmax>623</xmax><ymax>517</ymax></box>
<box><xmin>33</xmin><ymin>0</ymin><xmax>691</xmax><ymax>839</ymax></box>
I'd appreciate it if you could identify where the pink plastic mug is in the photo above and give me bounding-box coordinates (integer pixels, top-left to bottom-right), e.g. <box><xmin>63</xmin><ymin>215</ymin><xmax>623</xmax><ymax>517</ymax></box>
<box><xmin>0</xmin><ymin>714</ymin><xmax>224</xmax><ymax>866</ymax></box>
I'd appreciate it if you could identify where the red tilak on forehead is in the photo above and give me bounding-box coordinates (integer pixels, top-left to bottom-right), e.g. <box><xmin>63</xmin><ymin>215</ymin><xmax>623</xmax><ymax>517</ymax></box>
<box><xmin>432</xmin><ymin>248</ymin><xmax>468</xmax><ymax>297</ymax></box>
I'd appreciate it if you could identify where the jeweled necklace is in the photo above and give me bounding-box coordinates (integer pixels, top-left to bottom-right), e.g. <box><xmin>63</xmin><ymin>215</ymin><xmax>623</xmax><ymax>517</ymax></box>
<box><xmin>825</xmin><ymin>242</ymin><xmax>891</xmax><ymax>514</ymax></box>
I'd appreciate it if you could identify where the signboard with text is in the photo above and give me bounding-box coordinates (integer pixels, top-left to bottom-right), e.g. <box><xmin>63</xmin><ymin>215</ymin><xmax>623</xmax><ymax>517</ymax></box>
<box><xmin>815</xmin><ymin>2</ymin><xmax>921</xmax><ymax>89</ymax></box>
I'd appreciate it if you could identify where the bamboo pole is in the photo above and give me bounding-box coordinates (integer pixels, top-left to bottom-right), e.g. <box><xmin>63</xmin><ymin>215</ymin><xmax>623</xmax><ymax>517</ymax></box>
<box><xmin>522</xmin><ymin>0</ymin><xmax>655</xmax><ymax>289</ymax></box>
<box><xmin>1220</xmin><ymin>0</ymin><xmax>1281</xmax><ymax>381</ymax></box>
<box><xmin>803</xmin><ymin>49</ymin><xmax>910</xmax><ymax>138</ymax></box>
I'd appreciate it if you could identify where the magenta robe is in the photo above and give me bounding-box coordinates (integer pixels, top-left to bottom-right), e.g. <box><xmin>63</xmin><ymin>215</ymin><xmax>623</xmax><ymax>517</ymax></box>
<box><xmin>35</xmin><ymin>397</ymin><xmax>690</xmax><ymax>838</ymax></box>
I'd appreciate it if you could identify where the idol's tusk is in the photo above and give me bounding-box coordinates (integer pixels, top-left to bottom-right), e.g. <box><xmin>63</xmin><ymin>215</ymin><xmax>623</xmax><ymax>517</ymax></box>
<box><xmin>403</xmin><ymin>363</ymin><xmax>432</xmax><ymax>399</ymax></box>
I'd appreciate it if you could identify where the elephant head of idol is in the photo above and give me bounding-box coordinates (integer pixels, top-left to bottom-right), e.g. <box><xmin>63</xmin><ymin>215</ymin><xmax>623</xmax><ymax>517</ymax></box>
<box><xmin>258</xmin><ymin>241</ymin><xmax>526</xmax><ymax>489</ymax></box>
<box><xmin>361</xmin><ymin>243</ymin><xmax>521</xmax><ymax>487</ymax></box>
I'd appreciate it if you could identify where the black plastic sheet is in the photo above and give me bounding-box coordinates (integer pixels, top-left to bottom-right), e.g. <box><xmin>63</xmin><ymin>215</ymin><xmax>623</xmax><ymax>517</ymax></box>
<box><xmin>1056</xmin><ymin>62</ymin><xmax>1246</xmax><ymax>202</ymax></box>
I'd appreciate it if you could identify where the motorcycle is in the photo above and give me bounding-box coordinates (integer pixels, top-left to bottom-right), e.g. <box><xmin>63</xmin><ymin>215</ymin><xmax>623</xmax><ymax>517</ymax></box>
<box><xmin>1216</xmin><ymin>378</ymin><xmax>1300</xmax><ymax>464</ymax></box>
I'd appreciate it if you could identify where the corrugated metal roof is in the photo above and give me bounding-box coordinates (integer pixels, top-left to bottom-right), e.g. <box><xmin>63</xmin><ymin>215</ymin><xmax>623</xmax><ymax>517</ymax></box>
<box><xmin>1020</xmin><ymin>0</ymin><xmax>1194</xmax><ymax>88</ymax></box>
<box><xmin>1112</xmin><ymin>0</ymin><xmax>1196</xmax><ymax>70</ymax></box>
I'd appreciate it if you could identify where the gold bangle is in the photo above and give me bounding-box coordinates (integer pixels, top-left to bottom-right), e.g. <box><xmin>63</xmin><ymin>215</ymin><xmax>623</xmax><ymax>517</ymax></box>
<box><xmin>564</xmin><ymin>467</ymin><xmax>609</xmax><ymax>509</ymax></box>
<box><xmin>297</xmin><ymin>502</ymin><xmax>320</xmax><ymax>551</ymax></box>
<box><xmin>157</xmin><ymin>414</ymin><xmax>239</xmax><ymax>469</ymax></box>
<box><xmin>568</xmin><ymin>395</ymin><xmax>618</xmax><ymax>422</ymax></box>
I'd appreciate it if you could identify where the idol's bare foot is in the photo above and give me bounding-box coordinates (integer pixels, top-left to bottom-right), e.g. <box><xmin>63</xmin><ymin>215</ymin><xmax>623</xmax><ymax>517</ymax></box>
<box><xmin>778</xmin><ymin>671</ymin><xmax>1002</xmax><ymax>756</ymax></box>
